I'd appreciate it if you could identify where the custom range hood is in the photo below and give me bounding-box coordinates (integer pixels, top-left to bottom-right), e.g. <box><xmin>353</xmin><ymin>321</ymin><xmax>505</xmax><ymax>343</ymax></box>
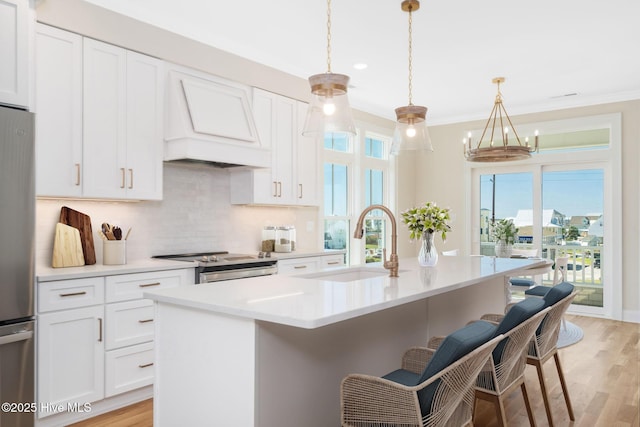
<box><xmin>165</xmin><ymin>64</ymin><xmax>270</xmax><ymax>168</ymax></box>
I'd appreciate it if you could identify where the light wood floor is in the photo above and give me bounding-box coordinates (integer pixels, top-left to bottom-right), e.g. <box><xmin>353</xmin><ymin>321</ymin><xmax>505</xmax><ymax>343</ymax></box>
<box><xmin>69</xmin><ymin>314</ymin><xmax>639</xmax><ymax>427</ymax></box>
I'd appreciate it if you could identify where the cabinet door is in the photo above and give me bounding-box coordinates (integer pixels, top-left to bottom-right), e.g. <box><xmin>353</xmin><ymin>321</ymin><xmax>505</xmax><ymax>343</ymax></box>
<box><xmin>125</xmin><ymin>51</ymin><xmax>164</xmax><ymax>200</ymax></box>
<box><xmin>295</xmin><ymin>101</ymin><xmax>320</xmax><ymax>206</ymax></box>
<box><xmin>82</xmin><ymin>38</ymin><xmax>127</xmax><ymax>199</ymax></box>
<box><xmin>0</xmin><ymin>0</ymin><xmax>28</xmax><ymax>107</ymax></box>
<box><xmin>38</xmin><ymin>306</ymin><xmax>105</xmax><ymax>417</ymax></box>
<box><xmin>35</xmin><ymin>24</ymin><xmax>83</xmax><ymax>197</ymax></box>
<box><xmin>273</xmin><ymin>96</ymin><xmax>296</xmax><ymax>204</ymax></box>
<box><xmin>105</xmin><ymin>342</ymin><xmax>154</xmax><ymax>397</ymax></box>
<box><xmin>105</xmin><ymin>299</ymin><xmax>154</xmax><ymax>350</ymax></box>
<box><xmin>277</xmin><ymin>257</ymin><xmax>321</xmax><ymax>275</ymax></box>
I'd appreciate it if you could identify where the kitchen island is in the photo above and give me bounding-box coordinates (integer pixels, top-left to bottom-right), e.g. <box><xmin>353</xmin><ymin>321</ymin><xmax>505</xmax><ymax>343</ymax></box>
<box><xmin>145</xmin><ymin>255</ymin><xmax>544</xmax><ymax>427</ymax></box>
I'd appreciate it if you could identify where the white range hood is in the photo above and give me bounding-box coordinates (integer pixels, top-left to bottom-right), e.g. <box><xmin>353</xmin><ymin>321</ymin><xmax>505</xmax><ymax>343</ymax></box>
<box><xmin>164</xmin><ymin>64</ymin><xmax>270</xmax><ymax>168</ymax></box>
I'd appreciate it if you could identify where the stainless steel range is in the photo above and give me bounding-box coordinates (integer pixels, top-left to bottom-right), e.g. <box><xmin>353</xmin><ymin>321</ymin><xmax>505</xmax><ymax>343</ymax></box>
<box><xmin>154</xmin><ymin>252</ymin><xmax>278</xmax><ymax>283</ymax></box>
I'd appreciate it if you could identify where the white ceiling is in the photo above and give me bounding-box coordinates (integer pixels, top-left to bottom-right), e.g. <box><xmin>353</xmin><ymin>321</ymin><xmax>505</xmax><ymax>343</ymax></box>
<box><xmin>84</xmin><ymin>0</ymin><xmax>640</xmax><ymax>125</ymax></box>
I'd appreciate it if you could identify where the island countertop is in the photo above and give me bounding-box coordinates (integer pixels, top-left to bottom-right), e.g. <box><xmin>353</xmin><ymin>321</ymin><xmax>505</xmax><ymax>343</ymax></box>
<box><xmin>144</xmin><ymin>256</ymin><xmax>544</xmax><ymax>329</ymax></box>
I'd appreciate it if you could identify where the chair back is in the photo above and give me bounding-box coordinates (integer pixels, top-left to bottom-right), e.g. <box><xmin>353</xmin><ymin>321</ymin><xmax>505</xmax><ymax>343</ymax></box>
<box><xmin>552</xmin><ymin>256</ymin><xmax>570</xmax><ymax>285</ymax></box>
<box><xmin>419</xmin><ymin>332</ymin><xmax>503</xmax><ymax>427</ymax></box>
<box><xmin>477</xmin><ymin>299</ymin><xmax>550</xmax><ymax>394</ymax></box>
<box><xmin>416</xmin><ymin>320</ymin><xmax>496</xmax><ymax>421</ymax></box>
<box><xmin>531</xmin><ymin>289</ymin><xmax>579</xmax><ymax>359</ymax></box>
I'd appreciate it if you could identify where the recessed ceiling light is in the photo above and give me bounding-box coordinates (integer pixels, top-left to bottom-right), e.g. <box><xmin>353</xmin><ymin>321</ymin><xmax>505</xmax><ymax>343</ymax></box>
<box><xmin>353</xmin><ymin>63</ymin><xmax>368</xmax><ymax>70</ymax></box>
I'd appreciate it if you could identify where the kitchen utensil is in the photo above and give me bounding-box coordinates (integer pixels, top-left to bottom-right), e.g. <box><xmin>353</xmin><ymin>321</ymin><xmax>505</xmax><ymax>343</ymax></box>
<box><xmin>124</xmin><ymin>227</ymin><xmax>132</xmax><ymax>240</ymax></box>
<box><xmin>113</xmin><ymin>226</ymin><xmax>122</xmax><ymax>240</ymax></box>
<box><xmin>52</xmin><ymin>223</ymin><xmax>85</xmax><ymax>267</ymax></box>
<box><xmin>101</xmin><ymin>222</ymin><xmax>115</xmax><ymax>240</ymax></box>
<box><xmin>59</xmin><ymin>206</ymin><xmax>96</xmax><ymax>264</ymax></box>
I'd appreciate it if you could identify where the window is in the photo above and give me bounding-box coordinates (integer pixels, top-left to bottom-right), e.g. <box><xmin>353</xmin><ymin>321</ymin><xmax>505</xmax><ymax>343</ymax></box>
<box><xmin>323</xmin><ymin>131</ymin><xmax>393</xmax><ymax>265</ymax></box>
<box><xmin>469</xmin><ymin>113</ymin><xmax>622</xmax><ymax>319</ymax></box>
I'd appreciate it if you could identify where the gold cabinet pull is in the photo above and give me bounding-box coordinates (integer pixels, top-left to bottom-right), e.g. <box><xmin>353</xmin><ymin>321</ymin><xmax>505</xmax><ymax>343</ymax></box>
<box><xmin>277</xmin><ymin>181</ymin><xmax>282</xmax><ymax>197</ymax></box>
<box><xmin>59</xmin><ymin>291</ymin><xmax>87</xmax><ymax>297</ymax></box>
<box><xmin>138</xmin><ymin>282</ymin><xmax>161</xmax><ymax>288</ymax></box>
<box><xmin>138</xmin><ymin>362</ymin><xmax>154</xmax><ymax>368</ymax></box>
<box><xmin>298</xmin><ymin>183</ymin><xmax>303</xmax><ymax>199</ymax></box>
<box><xmin>273</xmin><ymin>181</ymin><xmax>278</xmax><ymax>197</ymax></box>
<box><xmin>138</xmin><ymin>318</ymin><xmax>154</xmax><ymax>323</ymax></box>
<box><xmin>294</xmin><ymin>265</ymin><xmax>308</xmax><ymax>269</ymax></box>
<box><xmin>327</xmin><ymin>261</ymin><xmax>341</xmax><ymax>265</ymax></box>
<box><xmin>75</xmin><ymin>163</ymin><xmax>81</xmax><ymax>186</ymax></box>
<box><xmin>128</xmin><ymin>168</ymin><xmax>133</xmax><ymax>189</ymax></box>
<box><xmin>120</xmin><ymin>168</ymin><xmax>126</xmax><ymax>188</ymax></box>
<box><xmin>98</xmin><ymin>318</ymin><xmax>103</xmax><ymax>342</ymax></box>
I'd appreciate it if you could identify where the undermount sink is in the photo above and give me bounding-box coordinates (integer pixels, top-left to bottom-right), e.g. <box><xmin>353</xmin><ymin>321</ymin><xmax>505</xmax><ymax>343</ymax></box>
<box><xmin>297</xmin><ymin>267</ymin><xmax>391</xmax><ymax>282</ymax></box>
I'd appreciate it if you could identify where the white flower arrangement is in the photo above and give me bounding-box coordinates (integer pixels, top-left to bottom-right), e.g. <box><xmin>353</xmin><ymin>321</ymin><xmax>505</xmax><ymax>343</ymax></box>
<box><xmin>491</xmin><ymin>219</ymin><xmax>519</xmax><ymax>244</ymax></box>
<box><xmin>401</xmin><ymin>202</ymin><xmax>452</xmax><ymax>241</ymax></box>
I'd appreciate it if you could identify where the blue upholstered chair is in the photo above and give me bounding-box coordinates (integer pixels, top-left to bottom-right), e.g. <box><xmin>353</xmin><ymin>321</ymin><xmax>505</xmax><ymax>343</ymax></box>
<box><xmin>474</xmin><ymin>298</ymin><xmax>551</xmax><ymax>426</ymax></box>
<box><xmin>526</xmin><ymin>282</ymin><xmax>578</xmax><ymax>427</ymax></box>
<box><xmin>341</xmin><ymin>321</ymin><xmax>503</xmax><ymax>427</ymax></box>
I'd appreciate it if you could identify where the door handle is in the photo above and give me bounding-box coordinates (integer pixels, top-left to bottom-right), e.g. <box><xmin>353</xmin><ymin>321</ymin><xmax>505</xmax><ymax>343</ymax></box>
<box><xmin>120</xmin><ymin>168</ymin><xmax>126</xmax><ymax>188</ymax></box>
<box><xmin>128</xmin><ymin>169</ymin><xmax>133</xmax><ymax>189</ymax></box>
<box><xmin>298</xmin><ymin>183</ymin><xmax>303</xmax><ymax>199</ymax></box>
<box><xmin>75</xmin><ymin>163</ymin><xmax>81</xmax><ymax>186</ymax></box>
<box><xmin>98</xmin><ymin>318</ymin><xmax>103</xmax><ymax>342</ymax></box>
<box><xmin>273</xmin><ymin>181</ymin><xmax>278</xmax><ymax>197</ymax></box>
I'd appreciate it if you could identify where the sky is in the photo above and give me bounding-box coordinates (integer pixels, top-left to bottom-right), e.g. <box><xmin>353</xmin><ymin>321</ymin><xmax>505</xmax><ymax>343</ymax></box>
<box><xmin>480</xmin><ymin>169</ymin><xmax>604</xmax><ymax>220</ymax></box>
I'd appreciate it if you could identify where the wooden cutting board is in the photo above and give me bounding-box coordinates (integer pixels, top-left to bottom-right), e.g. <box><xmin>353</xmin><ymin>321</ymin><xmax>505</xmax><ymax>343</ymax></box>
<box><xmin>59</xmin><ymin>206</ymin><xmax>96</xmax><ymax>265</ymax></box>
<box><xmin>52</xmin><ymin>223</ymin><xmax>85</xmax><ymax>267</ymax></box>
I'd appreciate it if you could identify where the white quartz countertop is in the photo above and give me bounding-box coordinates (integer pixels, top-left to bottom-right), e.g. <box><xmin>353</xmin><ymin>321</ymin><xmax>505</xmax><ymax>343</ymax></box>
<box><xmin>37</xmin><ymin>258</ymin><xmax>197</xmax><ymax>282</ymax></box>
<box><xmin>144</xmin><ymin>256</ymin><xmax>545</xmax><ymax>329</ymax></box>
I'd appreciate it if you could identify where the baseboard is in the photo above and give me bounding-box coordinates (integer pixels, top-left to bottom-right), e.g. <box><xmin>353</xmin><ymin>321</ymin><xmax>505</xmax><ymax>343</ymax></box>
<box><xmin>622</xmin><ymin>309</ymin><xmax>640</xmax><ymax>324</ymax></box>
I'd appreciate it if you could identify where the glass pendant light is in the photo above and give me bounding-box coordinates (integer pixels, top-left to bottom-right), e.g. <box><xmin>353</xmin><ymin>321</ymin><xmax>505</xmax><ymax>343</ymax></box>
<box><xmin>302</xmin><ymin>0</ymin><xmax>356</xmax><ymax>137</ymax></box>
<box><xmin>390</xmin><ymin>0</ymin><xmax>432</xmax><ymax>155</ymax></box>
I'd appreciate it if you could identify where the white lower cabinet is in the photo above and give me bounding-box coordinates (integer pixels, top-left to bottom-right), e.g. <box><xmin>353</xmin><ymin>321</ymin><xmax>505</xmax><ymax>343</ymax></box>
<box><xmin>105</xmin><ymin>341</ymin><xmax>154</xmax><ymax>397</ymax></box>
<box><xmin>277</xmin><ymin>253</ymin><xmax>346</xmax><ymax>275</ymax></box>
<box><xmin>36</xmin><ymin>268</ymin><xmax>193</xmax><ymax>420</ymax></box>
<box><xmin>37</xmin><ymin>305</ymin><xmax>105</xmax><ymax>416</ymax></box>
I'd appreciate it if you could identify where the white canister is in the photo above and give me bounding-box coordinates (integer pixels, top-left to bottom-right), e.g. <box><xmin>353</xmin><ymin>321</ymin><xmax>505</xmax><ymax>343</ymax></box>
<box><xmin>274</xmin><ymin>226</ymin><xmax>294</xmax><ymax>253</ymax></box>
<box><xmin>103</xmin><ymin>240</ymin><xmax>126</xmax><ymax>265</ymax></box>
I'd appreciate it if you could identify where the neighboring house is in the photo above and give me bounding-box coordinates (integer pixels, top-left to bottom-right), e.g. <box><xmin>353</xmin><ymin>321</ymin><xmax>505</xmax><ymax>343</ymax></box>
<box><xmin>588</xmin><ymin>215</ymin><xmax>604</xmax><ymax>245</ymax></box>
<box><xmin>512</xmin><ymin>209</ymin><xmax>565</xmax><ymax>244</ymax></box>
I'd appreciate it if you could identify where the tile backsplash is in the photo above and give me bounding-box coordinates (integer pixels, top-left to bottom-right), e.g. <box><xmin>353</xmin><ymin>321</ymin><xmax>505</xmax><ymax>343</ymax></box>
<box><xmin>36</xmin><ymin>162</ymin><xmax>320</xmax><ymax>266</ymax></box>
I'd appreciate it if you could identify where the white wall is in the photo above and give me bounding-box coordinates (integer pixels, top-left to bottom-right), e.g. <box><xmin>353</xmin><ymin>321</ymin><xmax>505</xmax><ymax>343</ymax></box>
<box><xmin>37</xmin><ymin>162</ymin><xmax>320</xmax><ymax>265</ymax></box>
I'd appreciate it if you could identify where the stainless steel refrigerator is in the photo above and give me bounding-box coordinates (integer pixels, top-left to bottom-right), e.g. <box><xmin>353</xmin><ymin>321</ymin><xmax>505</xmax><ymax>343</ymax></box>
<box><xmin>0</xmin><ymin>105</ymin><xmax>35</xmax><ymax>427</ymax></box>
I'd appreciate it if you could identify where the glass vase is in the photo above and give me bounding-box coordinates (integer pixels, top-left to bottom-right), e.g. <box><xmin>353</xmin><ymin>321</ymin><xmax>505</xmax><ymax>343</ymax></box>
<box><xmin>418</xmin><ymin>232</ymin><xmax>438</xmax><ymax>267</ymax></box>
<box><xmin>495</xmin><ymin>240</ymin><xmax>513</xmax><ymax>258</ymax></box>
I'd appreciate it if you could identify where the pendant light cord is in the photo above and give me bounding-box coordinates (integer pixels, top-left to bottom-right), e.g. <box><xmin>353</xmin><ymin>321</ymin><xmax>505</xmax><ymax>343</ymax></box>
<box><xmin>326</xmin><ymin>0</ymin><xmax>332</xmax><ymax>73</ymax></box>
<box><xmin>407</xmin><ymin>5</ymin><xmax>414</xmax><ymax>105</ymax></box>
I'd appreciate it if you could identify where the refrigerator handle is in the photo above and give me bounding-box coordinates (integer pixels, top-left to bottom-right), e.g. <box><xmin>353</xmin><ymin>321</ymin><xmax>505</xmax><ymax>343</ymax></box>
<box><xmin>0</xmin><ymin>330</ymin><xmax>33</xmax><ymax>346</ymax></box>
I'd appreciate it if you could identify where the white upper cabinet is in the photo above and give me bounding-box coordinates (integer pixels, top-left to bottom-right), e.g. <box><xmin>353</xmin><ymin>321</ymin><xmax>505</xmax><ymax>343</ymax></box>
<box><xmin>0</xmin><ymin>0</ymin><xmax>29</xmax><ymax>108</ymax></box>
<box><xmin>296</xmin><ymin>101</ymin><xmax>320</xmax><ymax>206</ymax></box>
<box><xmin>83</xmin><ymin>39</ymin><xmax>164</xmax><ymax>199</ymax></box>
<box><xmin>229</xmin><ymin>89</ymin><xmax>320</xmax><ymax>206</ymax></box>
<box><xmin>35</xmin><ymin>24</ymin><xmax>83</xmax><ymax>197</ymax></box>
<box><xmin>35</xmin><ymin>25</ymin><xmax>164</xmax><ymax>200</ymax></box>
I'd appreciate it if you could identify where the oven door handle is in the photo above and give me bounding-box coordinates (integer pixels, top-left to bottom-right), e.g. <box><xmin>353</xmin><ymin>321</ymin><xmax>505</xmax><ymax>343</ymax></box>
<box><xmin>200</xmin><ymin>264</ymin><xmax>278</xmax><ymax>283</ymax></box>
<box><xmin>0</xmin><ymin>330</ymin><xmax>33</xmax><ymax>346</ymax></box>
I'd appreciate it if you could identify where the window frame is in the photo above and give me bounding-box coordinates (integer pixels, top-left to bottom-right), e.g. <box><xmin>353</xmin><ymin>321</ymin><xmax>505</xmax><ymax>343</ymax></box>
<box><xmin>465</xmin><ymin>113</ymin><xmax>622</xmax><ymax>320</ymax></box>
<box><xmin>322</xmin><ymin>126</ymin><xmax>395</xmax><ymax>266</ymax></box>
